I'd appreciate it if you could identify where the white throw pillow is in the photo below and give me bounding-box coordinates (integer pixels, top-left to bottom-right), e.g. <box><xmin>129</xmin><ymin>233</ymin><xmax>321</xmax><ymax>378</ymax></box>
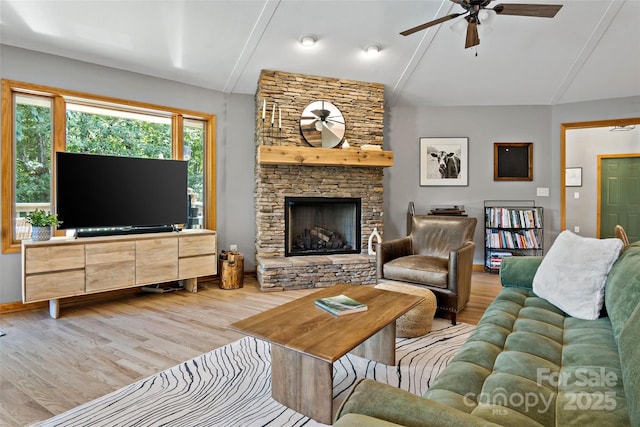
<box><xmin>532</xmin><ymin>230</ymin><xmax>623</xmax><ymax>320</ymax></box>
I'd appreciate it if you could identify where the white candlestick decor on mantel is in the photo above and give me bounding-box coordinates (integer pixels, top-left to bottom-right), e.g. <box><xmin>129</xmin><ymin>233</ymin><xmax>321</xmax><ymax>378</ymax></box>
<box><xmin>271</xmin><ymin>103</ymin><xmax>275</xmax><ymax>124</ymax></box>
<box><xmin>262</xmin><ymin>99</ymin><xmax>266</xmax><ymax>119</ymax></box>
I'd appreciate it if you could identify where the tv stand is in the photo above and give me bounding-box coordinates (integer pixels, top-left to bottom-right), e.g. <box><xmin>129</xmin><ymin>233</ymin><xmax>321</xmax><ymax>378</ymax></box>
<box><xmin>22</xmin><ymin>229</ymin><xmax>217</xmax><ymax>318</ymax></box>
<box><xmin>76</xmin><ymin>225</ymin><xmax>176</xmax><ymax>238</ymax></box>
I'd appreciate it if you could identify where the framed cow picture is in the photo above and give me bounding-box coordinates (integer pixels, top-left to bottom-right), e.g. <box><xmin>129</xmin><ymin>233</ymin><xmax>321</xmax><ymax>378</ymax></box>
<box><xmin>420</xmin><ymin>137</ymin><xmax>469</xmax><ymax>186</ymax></box>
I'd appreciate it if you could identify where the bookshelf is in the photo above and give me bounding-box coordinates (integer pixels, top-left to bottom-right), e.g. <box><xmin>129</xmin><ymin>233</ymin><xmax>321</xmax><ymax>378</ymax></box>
<box><xmin>484</xmin><ymin>200</ymin><xmax>543</xmax><ymax>273</ymax></box>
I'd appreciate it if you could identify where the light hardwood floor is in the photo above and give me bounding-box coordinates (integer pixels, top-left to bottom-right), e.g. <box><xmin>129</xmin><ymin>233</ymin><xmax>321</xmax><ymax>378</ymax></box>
<box><xmin>0</xmin><ymin>272</ymin><xmax>501</xmax><ymax>427</ymax></box>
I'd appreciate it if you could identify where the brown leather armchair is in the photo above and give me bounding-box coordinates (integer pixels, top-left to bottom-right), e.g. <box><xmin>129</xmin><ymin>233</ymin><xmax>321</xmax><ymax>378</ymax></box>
<box><xmin>376</xmin><ymin>215</ymin><xmax>477</xmax><ymax>325</ymax></box>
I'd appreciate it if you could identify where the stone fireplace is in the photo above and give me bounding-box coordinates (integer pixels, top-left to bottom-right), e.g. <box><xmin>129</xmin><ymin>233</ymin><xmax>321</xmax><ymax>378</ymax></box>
<box><xmin>255</xmin><ymin>70</ymin><xmax>392</xmax><ymax>291</ymax></box>
<box><xmin>285</xmin><ymin>197</ymin><xmax>361</xmax><ymax>256</ymax></box>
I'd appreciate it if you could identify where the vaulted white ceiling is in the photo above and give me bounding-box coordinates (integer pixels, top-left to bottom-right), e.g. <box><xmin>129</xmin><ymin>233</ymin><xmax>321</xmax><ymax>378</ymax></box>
<box><xmin>1</xmin><ymin>0</ymin><xmax>639</xmax><ymax>107</ymax></box>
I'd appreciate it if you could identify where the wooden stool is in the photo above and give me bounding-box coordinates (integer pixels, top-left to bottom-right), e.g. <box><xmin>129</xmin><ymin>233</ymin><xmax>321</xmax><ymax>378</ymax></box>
<box><xmin>218</xmin><ymin>251</ymin><xmax>244</xmax><ymax>289</ymax></box>
<box><xmin>374</xmin><ymin>282</ymin><xmax>437</xmax><ymax>337</ymax></box>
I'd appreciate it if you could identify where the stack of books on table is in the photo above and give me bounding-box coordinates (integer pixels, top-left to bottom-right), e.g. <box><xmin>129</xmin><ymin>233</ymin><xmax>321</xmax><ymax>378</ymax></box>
<box><xmin>315</xmin><ymin>294</ymin><xmax>368</xmax><ymax>316</ymax></box>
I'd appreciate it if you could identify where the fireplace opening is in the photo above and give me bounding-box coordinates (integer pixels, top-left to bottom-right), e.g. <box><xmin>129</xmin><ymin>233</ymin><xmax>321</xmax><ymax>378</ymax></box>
<box><xmin>285</xmin><ymin>197</ymin><xmax>361</xmax><ymax>256</ymax></box>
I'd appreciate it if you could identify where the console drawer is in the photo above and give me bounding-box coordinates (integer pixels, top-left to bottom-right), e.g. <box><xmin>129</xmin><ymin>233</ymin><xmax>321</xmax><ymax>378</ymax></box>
<box><xmin>179</xmin><ymin>234</ymin><xmax>216</xmax><ymax>257</ymax></box>
<box><xmin>179</xmin><ymin>254</ymin><xmax>217</xmax><ymax>279</ymax></box>
<box><xmin>25</xmin><ymin>270</ymin><xmax>85</xmax><ymax>302</ymax></box>
<box><xmin>24</xmin><ymin>245</ymin><xmax>85</xmax><ymax>274</ymax></box>
<box><xmin>136</xmin><ymin>238</ymin><xmax>178</xmax><ymax>284</ymax></box>
<box><xmin>86</xmin><ymin>241</ymin><xmax>136</xmax><ymax>292</ymax></box>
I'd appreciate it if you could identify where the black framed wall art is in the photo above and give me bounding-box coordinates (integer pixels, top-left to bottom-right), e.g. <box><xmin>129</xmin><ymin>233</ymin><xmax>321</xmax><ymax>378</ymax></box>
<box><xmin>420</xmin><ymin>137</ymin><xmax>469</xmax><ymax>186</ymax></box>
<box><xmin>494</xmin><ymin>142</ymin><xmax>533</xmax><ymax>181</ymax></box>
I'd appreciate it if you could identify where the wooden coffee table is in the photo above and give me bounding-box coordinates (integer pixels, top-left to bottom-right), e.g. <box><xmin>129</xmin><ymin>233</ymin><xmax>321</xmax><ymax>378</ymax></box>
<box><xmin>228</xmin><ymin>283</ymin><xmax>424</xmax><ymax>424</ymax></box>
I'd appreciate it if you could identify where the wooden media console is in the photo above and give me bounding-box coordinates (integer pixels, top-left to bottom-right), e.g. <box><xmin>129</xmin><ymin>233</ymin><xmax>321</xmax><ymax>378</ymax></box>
<box><xmin>22</xmin><ymin>229</ymin><xmax>217</xmax><ymax>318</ymax></box>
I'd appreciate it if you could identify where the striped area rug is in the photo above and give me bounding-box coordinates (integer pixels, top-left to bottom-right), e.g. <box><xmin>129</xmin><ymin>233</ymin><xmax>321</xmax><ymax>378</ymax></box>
<box><xmin>33</xmin><ymin>320</ymin><xmax>474</xmax><ymax>427</ymax></box>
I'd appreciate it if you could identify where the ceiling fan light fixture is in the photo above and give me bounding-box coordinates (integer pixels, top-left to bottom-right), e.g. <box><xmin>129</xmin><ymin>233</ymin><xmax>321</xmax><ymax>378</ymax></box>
<box><xmin>365</xmin><ymin>45</ymin><xmax>381</xmax><ymax>56</ymax></box>
<box><xmin>450</xmin><ymin>18</ymin><xmax>468</xmax><ymax>35</ymax></box>
<box><xmin>299</xmin><ymin>35</ymin><xmax>317</xmax><ymax>47</ymax></box>
<box><xmin>478</xmin><ymin>9</ymin><xmax>496</xmax><ymax>26</ymax></box>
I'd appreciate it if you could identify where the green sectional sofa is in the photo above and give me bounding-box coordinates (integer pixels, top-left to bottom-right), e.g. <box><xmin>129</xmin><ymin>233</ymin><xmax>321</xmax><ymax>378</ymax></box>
<box><xmin>334</xmin><ymin>241</ymin><xmax>639</xmax><ymax>427</ymax></box>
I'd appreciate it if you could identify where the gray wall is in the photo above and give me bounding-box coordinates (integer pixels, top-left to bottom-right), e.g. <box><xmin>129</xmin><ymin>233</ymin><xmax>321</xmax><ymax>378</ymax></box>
<box><xmin>1</xmin><ymin>45</ymin><xmax>639</xmax><ymax>303</ymax></box>
<box><xmin>383</xmin><ymin>99</ymin><xmax>640</xmax><ymax>264</ymax></box>
<box><xmin>384</xmin><ymin>105</ymin><xmax>553</xmax><ymax>262</ymax></box>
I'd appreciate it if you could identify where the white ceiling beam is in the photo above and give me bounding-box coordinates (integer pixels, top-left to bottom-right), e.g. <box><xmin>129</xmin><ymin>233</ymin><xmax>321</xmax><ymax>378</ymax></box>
<box><xmin>223</xmin><ymin>0</ymin><xmax>281</xmax><ymax>93</ymax></box>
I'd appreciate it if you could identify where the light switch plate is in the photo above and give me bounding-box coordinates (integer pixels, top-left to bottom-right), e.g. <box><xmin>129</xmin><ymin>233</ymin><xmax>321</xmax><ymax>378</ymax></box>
<box><xmin>537</xmin><ymin>187</ymin><xmax>550</xmax><ymax>197</ymax></box>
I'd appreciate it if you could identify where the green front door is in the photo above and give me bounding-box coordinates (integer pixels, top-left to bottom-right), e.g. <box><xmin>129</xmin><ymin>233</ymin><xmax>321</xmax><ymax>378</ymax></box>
<box><xmin>600</xmin><ymin>155</ymin><xmax>640</xmax><ymax>241</ymax></box>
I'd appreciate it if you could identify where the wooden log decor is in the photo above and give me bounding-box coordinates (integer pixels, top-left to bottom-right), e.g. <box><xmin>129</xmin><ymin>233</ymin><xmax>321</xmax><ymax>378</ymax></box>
<box><xmin>218</xmin><ymin>251</ymin><xmax>244</xmax><ymax>290</ymax></box>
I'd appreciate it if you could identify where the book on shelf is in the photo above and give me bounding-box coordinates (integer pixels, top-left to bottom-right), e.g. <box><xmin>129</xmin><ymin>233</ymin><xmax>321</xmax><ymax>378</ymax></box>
<box><xmin>486</xmin><ymin>207</ymin><xmax>542</xmax><ymax>229</ymax></box>
<box><xmin>315</xmin><ymin>294</ymin><xmax>368</xmax><ymax>316</ymax></box>
<box><xmin>485</xmin><ymin>229</ymin><xmax>541</xmax><ymax>249</ymax></box>
<box><xmin>486</xmin><ymin>251</ymin><xmax>513</xmax><ymax>269</ymax></box>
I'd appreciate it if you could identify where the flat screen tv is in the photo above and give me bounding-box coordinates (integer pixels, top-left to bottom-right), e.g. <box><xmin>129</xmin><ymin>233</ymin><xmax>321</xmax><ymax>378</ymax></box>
<box><xmin>56</xmin><ymin>152</ymin><xmax>188</xmax><ymax>234</ymax></box>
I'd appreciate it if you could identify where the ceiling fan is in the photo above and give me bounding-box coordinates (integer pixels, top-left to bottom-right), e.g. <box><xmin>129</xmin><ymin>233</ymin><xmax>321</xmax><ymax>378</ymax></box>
<box><xmin>400</xmin><ymin>1</ymin><xmax>562</xmax><ymax>49</ymax></box>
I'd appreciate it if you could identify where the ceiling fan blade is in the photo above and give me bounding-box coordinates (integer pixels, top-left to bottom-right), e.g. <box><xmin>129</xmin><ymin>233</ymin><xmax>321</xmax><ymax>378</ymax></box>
<box><xmin>493</xmin><ymin>4</ymin><xmax>562</xmax><ymax>18</ymax></box>
<box><xmin>400</xmin><ymin>13</ymin><xmax>463</xmax><ymax>36</ymax></box>
<box><xmin>465</xmin><ymin>19</ymin><xmax>480</xmax><ymax>48</ymax></box>
<box><xmin>449</xmin><ymin>0</ymin><xmax>470</xmax><ymax>8</ymax></box>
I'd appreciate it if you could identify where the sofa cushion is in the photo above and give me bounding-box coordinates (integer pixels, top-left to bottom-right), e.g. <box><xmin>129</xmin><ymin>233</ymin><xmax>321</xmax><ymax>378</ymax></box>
<box><xmin>333</xmin><ymin>413</ymin><xmax>404</xmax><ymax>427</ymax></box>
<box><xmin>555</xmin><ymin>315</ymin><xmax>630</xmax><ymax>426</ymax></box>
<box><xmin>532</xmin><ymin>230</ymin><xmax>622</xmax><ymax>320</ymax></box>
<box><xmin>423</xmin><ymin>284</ymin><xmax>632</xmax><ymax>426</ymax></box>
<box><xmin>383</xmin><ymin>255</ymin><xmax>448</xmax><ymax>288</ymax></box>
<box><xmin>603</xmin><ymin>241</ymin><xmax>640</xmax><ymax>341</ymax></box>
<box><xmin>336</xmin><ymin>378</ymin><xmax>502</xmax><ymax>427</ymax></box>
<box><xmin>618</xmin><ymin>304</ymin><xmax>640</xmax><ymax>426</ymax></box>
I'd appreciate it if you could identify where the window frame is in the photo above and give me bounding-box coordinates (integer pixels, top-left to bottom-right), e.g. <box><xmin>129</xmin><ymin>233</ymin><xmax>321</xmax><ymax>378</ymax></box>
<box><xmin>1</xmin><ymin>79</ymin><xmax>216</xmax><ymax>254</ymax></box>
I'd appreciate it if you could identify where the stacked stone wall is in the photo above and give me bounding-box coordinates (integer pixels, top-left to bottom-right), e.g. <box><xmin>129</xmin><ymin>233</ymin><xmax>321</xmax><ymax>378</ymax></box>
<box><xmin>255</xmin><ymin>70</ymin><xmax>385</xmax><ymax>290</ymax></box>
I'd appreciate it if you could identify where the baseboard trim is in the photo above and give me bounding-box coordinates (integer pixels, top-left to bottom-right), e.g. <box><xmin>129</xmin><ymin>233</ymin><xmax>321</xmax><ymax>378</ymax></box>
<box><xmin>473</xmin><ymin>263</ymin><xmax>486</xmax><ymax>271</ymax></box>
<box><xmin>0</xmin><ymin>288</ymin><xmax>142</xmax><ymax>314</ymax></box>
<box><xmin>0</xmin><ymin>300</ymin><xmax>47</xmax><ymax>314</ymax></box>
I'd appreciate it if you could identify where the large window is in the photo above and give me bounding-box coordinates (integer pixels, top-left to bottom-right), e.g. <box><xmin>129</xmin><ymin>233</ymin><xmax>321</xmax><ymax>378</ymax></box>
<box><xmin>13</xmin><ymin>95</ymin><xmax>53</xmax><ymax>240</ymax></box>
<box><xmin>2</xmin><ymin>80</ymin><xmax>216</xmax><ymax>253</ymax></box>
<box><xmin>65</xmin><ymin>103</ymin><xmax>172</xmax><ymax>158</ymax></box>
<box><xmin>184</xmin><ymin>119</ymin><xmax>205</xmax><ymax>229</ymax></box>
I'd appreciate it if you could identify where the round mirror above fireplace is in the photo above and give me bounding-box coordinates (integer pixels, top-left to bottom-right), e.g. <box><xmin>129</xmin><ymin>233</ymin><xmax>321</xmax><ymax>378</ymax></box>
<box><xmin>300</xmin><ymin>100</ymin><xmax>345</xmax><ymax>148</ymax></box>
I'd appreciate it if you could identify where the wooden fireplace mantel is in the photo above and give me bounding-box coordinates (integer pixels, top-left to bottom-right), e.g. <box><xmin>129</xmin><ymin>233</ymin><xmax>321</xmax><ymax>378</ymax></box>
<box><xmin>257</xmin><ymin>145</ymin><xmax>393</xmax><ymax>168</ymax></box>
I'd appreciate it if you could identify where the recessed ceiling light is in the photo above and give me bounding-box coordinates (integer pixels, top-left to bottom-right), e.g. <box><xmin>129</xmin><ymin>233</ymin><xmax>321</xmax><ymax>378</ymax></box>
<box><xmin>299</xmin><ymin>35</ymin><xmax>317</xmax><ymax>47</ymax></box>
<box><xmin>366</xmin><ymin>45</ymin><xmax>381</xmax><ymax>56</ymax></box>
